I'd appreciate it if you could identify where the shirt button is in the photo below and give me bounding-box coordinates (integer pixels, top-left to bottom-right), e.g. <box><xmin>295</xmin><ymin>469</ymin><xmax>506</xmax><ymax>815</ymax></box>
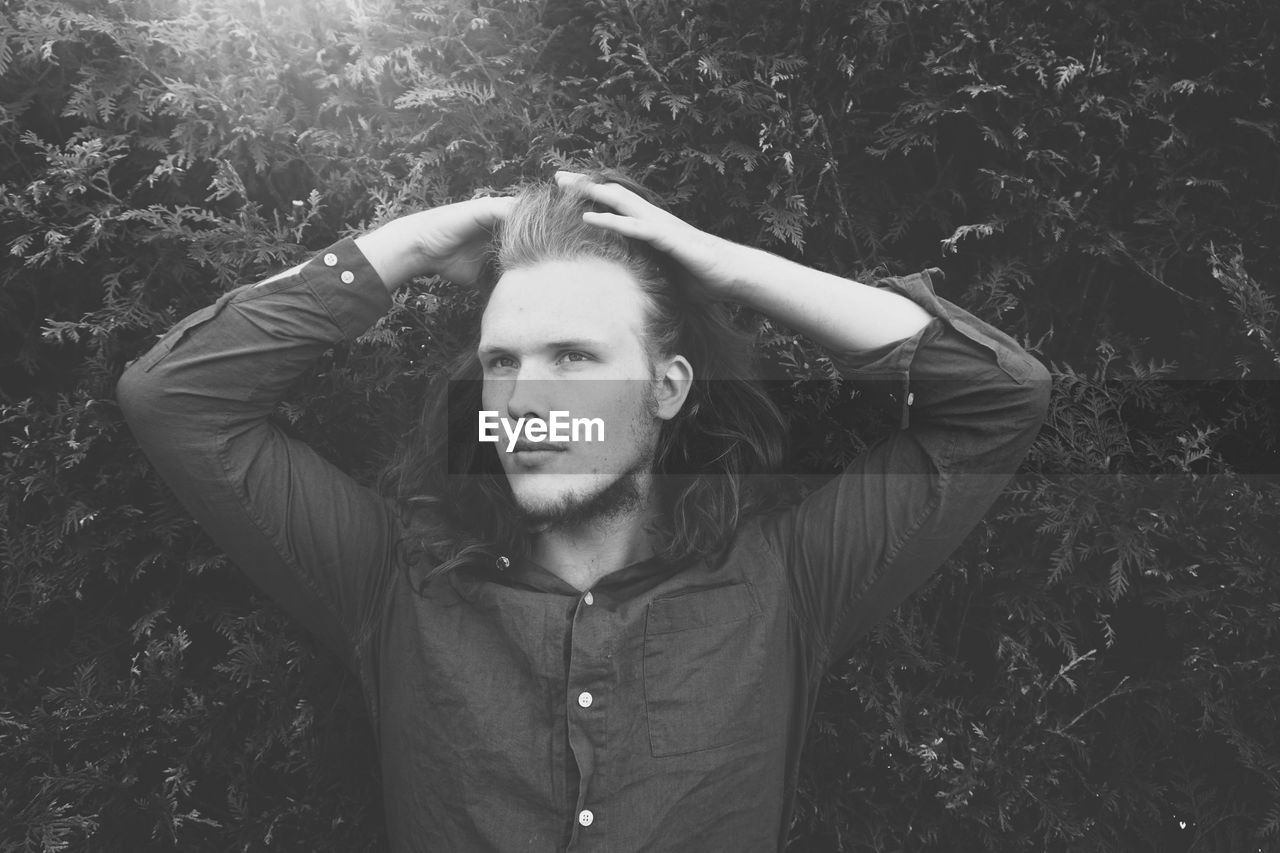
<box><xmin>323</xmin><ymin>252</ymin><xmax>338</xmax><ymax>266</ymax></box>
<box><xmin>907</xmin><ymin>391</ymin><xmax>915</xmax><ymax>406</ymax></box>
<box><xmin>578</xmin><ymin>809</ymin><xmax>594</xmax><ymax>827</ymax></box>
<box><xmin>583</xmin><ymin>591</ymin><xmax>593</xmax><ymax>605</ymax></box>
<box><xmin>577</xmin><ymin>691</ymin><xmax>592</xmax><ymax>708</ymax></box>
<box><xmin>340</xmin><ymin>270</ymin><xmax>355</xmax><ymax>284</ymax></box>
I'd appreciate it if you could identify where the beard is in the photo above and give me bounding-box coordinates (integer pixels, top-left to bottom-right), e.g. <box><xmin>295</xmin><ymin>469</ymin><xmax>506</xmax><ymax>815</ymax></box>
<box><xmin>514</xmin><ymin>459</ymin><xmax>651</xmax><ymax>532</ymax></box>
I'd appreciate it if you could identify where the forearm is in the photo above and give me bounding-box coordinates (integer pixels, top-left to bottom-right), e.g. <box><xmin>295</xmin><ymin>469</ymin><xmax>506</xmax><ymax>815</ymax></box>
<box><xmin>355</xmin><ymin>217</ymin><xmax>429</xmax><ymax>293</ymax></box>
<box><xmin>725</xmin><ymin>242</ymin><xmax>1050</xmax><ymax>469</ymax></box>
<box><xmin>818</xmin><ymin>266</ymin><xmax>1051</xmax><ymax>469</ymax></box>
<box><xmin>354</xmin><ymin>197</ymin><xmax>513</xmax><ymax>294</ymax></box>
<box><xmin>725</xmin><ymin>246</ymin><xmax>932</xmax><ymax>352</ymax></box>
<box><xmin>117</xmin><ymin>238</ymin><xmax>392</xmax><ymax>476</ymax></box>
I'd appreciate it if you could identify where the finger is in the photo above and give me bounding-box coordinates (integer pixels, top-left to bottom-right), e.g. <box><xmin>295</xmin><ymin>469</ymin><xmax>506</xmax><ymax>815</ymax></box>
<box><xmin>584</xmin><ymin>182</ymin><xmax>658</xmax><ymax>219</ymax></box>
<box><xmin>581</xmin><ymin>210</ymin><xmax>666</xmax><ymax>245</ymax></box>
<box><xmin>554</xmin><ymin>170</ymin><xmax>588</xmax><ymax>186</ymax></box>
<box><xmin>480</xmin><ymin>195</ymin><xmax>517</xmax><ymax>216</ymax></box>
<box><xmin>557</xmin><ymin>176</ymin><xmax>660</xmax><ymax>221</ymax></box>
<box><xmin>468</xmin><ymin>196</ymin><xmax>516</xmax><ymax>227</ymax></box>
<box><xmin>553</xmin><ymin>171</ymin><xmax>671</xmax><ymax>223</ymax></box>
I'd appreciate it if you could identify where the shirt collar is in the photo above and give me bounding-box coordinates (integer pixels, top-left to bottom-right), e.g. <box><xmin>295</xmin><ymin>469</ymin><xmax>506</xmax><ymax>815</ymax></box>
<box><xmin>451</xmin><ymin>550</ymin><xmax>694</xmax><ymax>601</ymax></box>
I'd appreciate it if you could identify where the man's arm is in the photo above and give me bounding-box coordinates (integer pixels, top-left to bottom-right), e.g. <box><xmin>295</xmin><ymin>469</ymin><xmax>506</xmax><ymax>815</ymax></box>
<box><xmin>116</xmin><ymin>200</ymin><xmax>510</xmax><ymax>670</ymax></box>
<box><xmin>702</xmin><ymin>244</ymin><xmax>1049</xmax><ymax>667</ymax></box>
<box><xmin>723</xmin><ymin>244</ymin><xmax>934</xmax><ymax>351</ymax></box>
<box><xmin>749</xmin><ymin>265</ymin><xmax>1050</xmax><ymax>665</ymax></box>
<box><xmin>116</xmin><ymin>238</ymin><xmax>398</xmax><ymax>670</ymax></box>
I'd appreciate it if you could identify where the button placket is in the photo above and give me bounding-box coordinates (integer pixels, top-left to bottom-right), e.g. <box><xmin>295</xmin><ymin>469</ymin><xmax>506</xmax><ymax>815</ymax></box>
<box><xmin>565</xmin><ymin>591</ymin><xmax>609</xmax><ymax>843</ymax></box>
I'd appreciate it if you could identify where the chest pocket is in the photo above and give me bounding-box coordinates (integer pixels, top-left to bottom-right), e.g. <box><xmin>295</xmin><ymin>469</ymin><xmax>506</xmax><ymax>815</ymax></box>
<box><xmin>643</xmin><ymin>583</ymin><xmax>765</xmax><ymax>757</ymax></box>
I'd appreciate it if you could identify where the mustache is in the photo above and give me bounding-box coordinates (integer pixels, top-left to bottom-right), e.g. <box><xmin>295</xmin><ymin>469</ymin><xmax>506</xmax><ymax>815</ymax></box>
<box><xmin>511</xmin><ymin>441</ymin><xmax>569</xmax><ymax>452</ymax></box>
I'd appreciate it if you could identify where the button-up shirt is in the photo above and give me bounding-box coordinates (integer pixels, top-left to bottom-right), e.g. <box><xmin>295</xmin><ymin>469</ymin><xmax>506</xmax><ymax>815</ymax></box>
<box><xmin>117</xmin><ymin>237</ymin><xmax>1051</xmax><ymax>852</ymax></box>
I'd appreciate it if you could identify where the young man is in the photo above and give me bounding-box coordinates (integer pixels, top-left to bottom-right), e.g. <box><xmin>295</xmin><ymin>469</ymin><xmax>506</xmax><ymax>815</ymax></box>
<box><xmin>117</xmin><ymin>170</ymin><xmax>1051</xmax><ymax>851</ymax></box>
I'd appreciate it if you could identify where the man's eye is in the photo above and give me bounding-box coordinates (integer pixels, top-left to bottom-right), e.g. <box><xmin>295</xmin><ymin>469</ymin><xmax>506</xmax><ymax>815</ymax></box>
<box><xmin>560</xmin><ymin>351</ymin><xmax>591</xmax><ymax>363</ymax></box>
<box><xmin>488</xmin><ymin>356</ymin><xmax>517</xmax><ymax>370</ymax></box>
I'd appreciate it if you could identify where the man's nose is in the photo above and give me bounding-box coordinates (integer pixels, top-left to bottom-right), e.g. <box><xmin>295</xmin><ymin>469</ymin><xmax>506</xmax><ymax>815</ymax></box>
<box><xmin>504</xmin><ymin>368</ymin><xmax>555</xmax><ymax>420</ymax></box>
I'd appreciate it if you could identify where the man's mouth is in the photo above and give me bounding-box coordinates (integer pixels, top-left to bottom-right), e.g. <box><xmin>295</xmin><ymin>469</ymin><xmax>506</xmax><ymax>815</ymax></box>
<box><xmin>511</xmin><ymin>442</ymin><xmax>568</xmax><ymax>453</ymax></box>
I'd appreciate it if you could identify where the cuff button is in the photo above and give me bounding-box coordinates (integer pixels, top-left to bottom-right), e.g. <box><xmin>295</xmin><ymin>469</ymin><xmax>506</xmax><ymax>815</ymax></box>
<box><xmin>340</xmin><ymin>270</ymin><xmax>355</xmax><ymax>284</ymax></box>
<box><xmin>323</xmin><ymin>252</ymin><xmax>338</xmax><ymax>266</ymax></box>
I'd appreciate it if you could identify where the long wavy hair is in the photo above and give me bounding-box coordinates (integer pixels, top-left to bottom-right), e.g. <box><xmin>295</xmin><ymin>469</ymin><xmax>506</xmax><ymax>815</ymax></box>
<box><xmin>380</xmin><ymin>169</ymin><xmax>791</xmax><ymax>589</ymax></box>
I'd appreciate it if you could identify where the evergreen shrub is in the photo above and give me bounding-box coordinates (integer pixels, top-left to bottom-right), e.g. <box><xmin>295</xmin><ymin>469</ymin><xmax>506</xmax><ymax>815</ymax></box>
<box><xmin>2</xmin><ymin>0</ymin><xmax>1278</xmax><ymax>849</ymax></box>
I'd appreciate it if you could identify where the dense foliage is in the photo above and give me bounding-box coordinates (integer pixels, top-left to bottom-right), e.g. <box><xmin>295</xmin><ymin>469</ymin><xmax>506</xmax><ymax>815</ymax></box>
<box><xmin>3</xmin><ymin>0</ymin><xmax>1278</xmax><ymax>849</ymax></box>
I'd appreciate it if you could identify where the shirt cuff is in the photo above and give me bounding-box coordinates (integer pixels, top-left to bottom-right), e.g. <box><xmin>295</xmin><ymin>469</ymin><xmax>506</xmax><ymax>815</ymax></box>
<box><xmin>827</xmin><ymin>267</ymin><xmax>1039</xmax><ymax>429</ymax></box>
<box><xmin>294</xmin><ymin>236</ymin><xmax>394</xmax><ymax>340</ymax></box>
<box><xmin>824</xmin><ymin>268</ymin><xmax>940</xmax><ymax>429</ymax></box>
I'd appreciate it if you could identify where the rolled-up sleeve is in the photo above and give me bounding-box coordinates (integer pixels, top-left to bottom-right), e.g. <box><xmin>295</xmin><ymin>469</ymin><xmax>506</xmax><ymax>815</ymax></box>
<box><xmin>760</xmin><ymin>268</ymin><xmax>1052</xmax><ymax>667</ymax></box>
<box><xmin>116</xmin><ymin>238</ymin><xmax>397</xmax><ymax>673</ymax></box>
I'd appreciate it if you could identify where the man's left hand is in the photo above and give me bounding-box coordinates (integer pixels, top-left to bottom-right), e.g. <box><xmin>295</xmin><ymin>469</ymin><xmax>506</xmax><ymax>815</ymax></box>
<box><xmin>555</xmin><ymin>171</ymin><xmax>745</xmax><ymax>303</ymax></box>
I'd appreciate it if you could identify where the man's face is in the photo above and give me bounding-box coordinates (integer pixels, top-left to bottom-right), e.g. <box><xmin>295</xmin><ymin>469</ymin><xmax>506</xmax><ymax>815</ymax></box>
<box><xmin>477</xmin><ymin>258</ymin><xmax>689</xmax><ymax>529</ymax></box>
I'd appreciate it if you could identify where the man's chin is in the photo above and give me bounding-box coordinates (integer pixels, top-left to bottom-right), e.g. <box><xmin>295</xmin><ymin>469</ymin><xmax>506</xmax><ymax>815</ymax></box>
<box><xmin>512</xmin><ymin>472</ymin><xmax>645</xmax><ymax>530</ymax></box>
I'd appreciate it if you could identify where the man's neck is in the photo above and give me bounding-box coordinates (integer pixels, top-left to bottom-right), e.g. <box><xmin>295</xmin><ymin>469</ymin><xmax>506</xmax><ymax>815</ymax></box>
<box><xmin>530</xmin><ymin>503</ymin><xmax>662</xmax><ymax>592</ymax></box>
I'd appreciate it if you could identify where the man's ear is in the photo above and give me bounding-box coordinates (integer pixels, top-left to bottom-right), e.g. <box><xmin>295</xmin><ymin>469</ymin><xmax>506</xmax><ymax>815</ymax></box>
<box><xmin>653</xmin><ymin>355</ymin><xmax>693</xmax><ymax>421</ymax></box>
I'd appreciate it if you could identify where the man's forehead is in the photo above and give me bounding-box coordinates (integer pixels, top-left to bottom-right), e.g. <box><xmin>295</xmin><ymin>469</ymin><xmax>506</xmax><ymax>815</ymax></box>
<box><xmin>479</xmin><ymin>259</ymin><xmax>649</xmax><ymax>349</ymax></box>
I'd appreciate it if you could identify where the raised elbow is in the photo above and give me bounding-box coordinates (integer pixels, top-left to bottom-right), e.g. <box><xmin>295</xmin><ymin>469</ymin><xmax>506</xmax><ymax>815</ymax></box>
<box><xmin>115</xmin><ymin>357</ymin><xmax>155</xmax><ymax>426</ymax></box>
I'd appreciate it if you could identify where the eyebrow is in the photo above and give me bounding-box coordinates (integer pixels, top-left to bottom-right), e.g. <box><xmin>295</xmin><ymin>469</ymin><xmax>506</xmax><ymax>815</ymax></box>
<box><xmin>476</xmin><ymin>338</ymin><xmax>611</xmax><ymax>357</ymax></box>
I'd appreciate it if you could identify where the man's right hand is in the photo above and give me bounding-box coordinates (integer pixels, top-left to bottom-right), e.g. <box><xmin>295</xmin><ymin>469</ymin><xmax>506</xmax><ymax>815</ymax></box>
<box><xmin>355</xmin><ymin>196</ymin><xmax>515</xmax><ymax>293</ymax></box>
